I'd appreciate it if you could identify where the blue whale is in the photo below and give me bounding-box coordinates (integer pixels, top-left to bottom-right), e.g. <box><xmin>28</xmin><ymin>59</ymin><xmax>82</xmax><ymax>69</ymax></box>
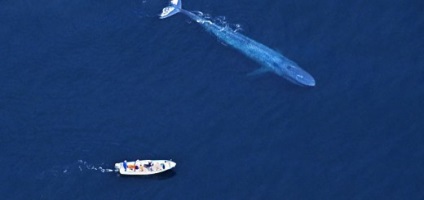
<box><xmin>160</xmin><ymin>0</ymin><xmax>315</xmax><ymax>87</ymax></box>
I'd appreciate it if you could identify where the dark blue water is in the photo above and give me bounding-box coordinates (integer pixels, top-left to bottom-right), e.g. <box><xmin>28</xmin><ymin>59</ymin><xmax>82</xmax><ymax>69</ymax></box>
<box><xmin>1</xmin><ymin>0</ymin><xmax>423</xmax><ymax>199</ymax></box>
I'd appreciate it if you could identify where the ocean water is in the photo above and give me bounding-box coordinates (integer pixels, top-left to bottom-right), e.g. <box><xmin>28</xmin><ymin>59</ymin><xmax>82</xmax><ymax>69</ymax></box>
<box><xmin>1</xmin><ymin>0</ymin><xmax>423</xmax><ymax>199</ymax></box>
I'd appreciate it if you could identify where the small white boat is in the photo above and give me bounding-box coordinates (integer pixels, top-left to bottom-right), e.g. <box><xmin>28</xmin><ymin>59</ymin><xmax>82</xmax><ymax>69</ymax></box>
<box><xmin>114</xmin><ymin>160</ymin><xmax>176</xmax><ymax>175</ymax></box>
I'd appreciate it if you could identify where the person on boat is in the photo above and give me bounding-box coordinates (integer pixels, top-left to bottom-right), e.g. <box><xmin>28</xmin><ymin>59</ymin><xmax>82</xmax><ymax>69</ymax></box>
<box><xmin>147</xmin><ymin>161</ymin><xmax>153</xmax><ymax>168</ymax></box>
<box><xmin>123</xmin><ymin>160</ymin><xmax>128</xmax><ymax>171</ymax></box>
<box><xmin>144</xmin><ymin>161</ymin><xmax>153</xmax><ymax>171</ymax></box>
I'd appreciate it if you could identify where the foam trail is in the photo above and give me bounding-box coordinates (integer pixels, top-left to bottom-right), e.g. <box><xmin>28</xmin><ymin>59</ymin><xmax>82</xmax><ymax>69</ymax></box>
<box><xmin>77</xmin><ymin>160</ymin><xmax>116</xmax><ymax>173</ymax></box>
<box><xmin>36</xmin><ymin>160</ymin><xmax>117</xmax><ymax>180</ymax></box>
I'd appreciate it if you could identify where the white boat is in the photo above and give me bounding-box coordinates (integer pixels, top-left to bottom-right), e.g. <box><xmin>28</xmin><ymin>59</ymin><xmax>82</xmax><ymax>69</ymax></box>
<box><xmin>114</xmin><ymin>160</ymin><xmax>176</xmax><ymax>175</ymax></box>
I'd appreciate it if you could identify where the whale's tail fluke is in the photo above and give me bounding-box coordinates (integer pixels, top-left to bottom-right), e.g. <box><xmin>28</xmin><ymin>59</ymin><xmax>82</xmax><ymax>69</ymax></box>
<box><xmin>159</xmin><ymin>0</ymin><xmax>182</xmax><ymax>19</ymax></box>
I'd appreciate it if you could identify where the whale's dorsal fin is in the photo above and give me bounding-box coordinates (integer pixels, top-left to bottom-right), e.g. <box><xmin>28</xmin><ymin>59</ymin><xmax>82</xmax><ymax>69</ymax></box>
<box><xmin>247</xmin><ymin>67</ymin><xmax>272</xmax><ymax>77</ymax></box>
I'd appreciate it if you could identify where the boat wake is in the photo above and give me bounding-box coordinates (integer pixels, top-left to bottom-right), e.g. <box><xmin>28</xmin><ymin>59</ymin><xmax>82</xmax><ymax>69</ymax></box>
<box><xmin>35</xmin><ymin>160</ymin><xmax>118</xmax><ymax>180</ymax></box>
<box><xmin>75</xmin><ymin>160</ymin><xmax>117</xmax><ymax>173</ymax></box>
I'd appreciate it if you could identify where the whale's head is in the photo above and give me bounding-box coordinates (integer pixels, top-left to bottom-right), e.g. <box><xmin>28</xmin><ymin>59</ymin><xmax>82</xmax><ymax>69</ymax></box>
<box><xmin>276</xmin><ymin>62</ymin><xmax>316</xmax><ymax>87</ymax></box>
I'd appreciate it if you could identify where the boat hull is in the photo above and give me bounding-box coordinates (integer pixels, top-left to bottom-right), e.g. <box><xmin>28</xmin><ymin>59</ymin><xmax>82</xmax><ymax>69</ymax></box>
<box><xmin>115</xmin><ymin>160</ymin><xmax>176</xmax><ymax>175</ymax></box>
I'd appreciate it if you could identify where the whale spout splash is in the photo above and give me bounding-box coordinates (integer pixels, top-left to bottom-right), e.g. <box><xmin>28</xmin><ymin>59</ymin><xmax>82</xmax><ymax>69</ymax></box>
<box><xmin>160</xmin><ymin>0</ymin><xmax>315</xmax><ymax>87</ymax></box>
